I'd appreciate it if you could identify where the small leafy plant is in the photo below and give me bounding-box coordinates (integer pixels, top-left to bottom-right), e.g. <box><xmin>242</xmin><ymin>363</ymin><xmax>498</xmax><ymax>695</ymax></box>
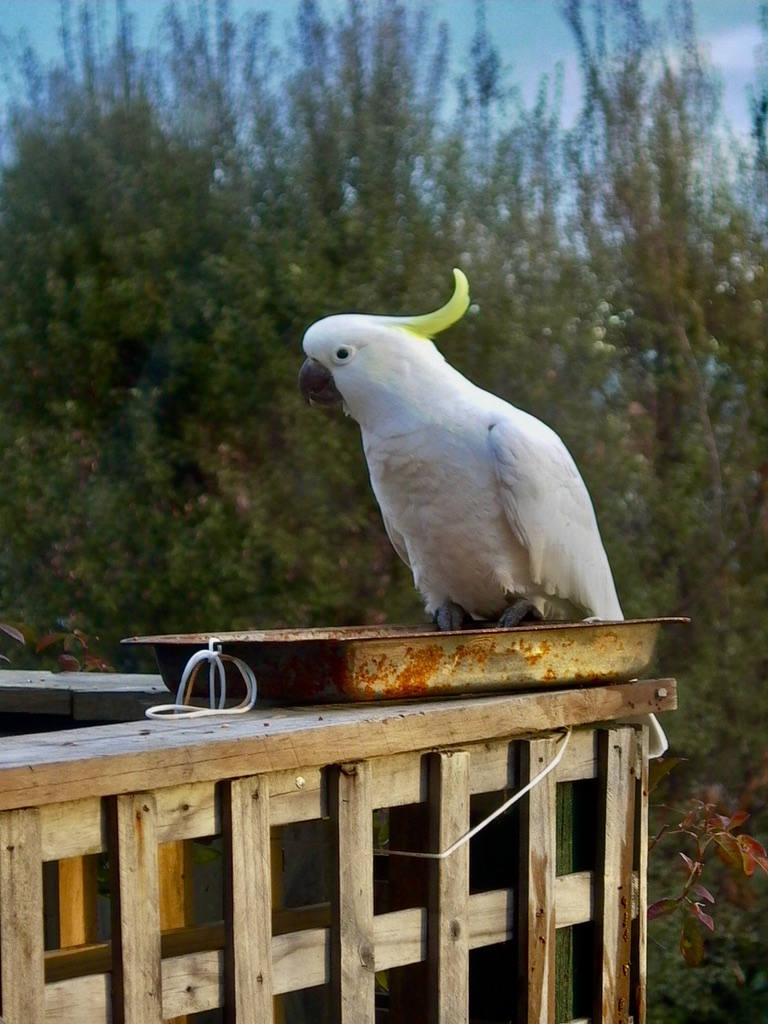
<box><xmin>649</xmin><ymin>760</ymin><xmax>768</xmax><ymax>965</ymax></box>
<box><xmin>0</xmin><ymin>621</ymin><xmax>114</xmax><ymax>672</ymax></box>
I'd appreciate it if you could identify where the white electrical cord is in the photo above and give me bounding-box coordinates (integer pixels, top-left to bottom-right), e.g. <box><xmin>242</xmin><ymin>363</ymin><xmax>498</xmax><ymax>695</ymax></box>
<box><xmin>379</xmin><ymin>727</ymin><xmax>571</xmax><ymax>860</ymax></box>
<box><xmin>145</xmin><ymin>637</ymin><xmax>258</xmax><ymax>720</ymax></box>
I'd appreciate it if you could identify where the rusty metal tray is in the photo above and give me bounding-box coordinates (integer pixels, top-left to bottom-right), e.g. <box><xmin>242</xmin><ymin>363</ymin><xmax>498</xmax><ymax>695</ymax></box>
<box><xmin>123</xmin><ymin>618</ymin><xmax>687</xmax><ymax>704</ymax></box>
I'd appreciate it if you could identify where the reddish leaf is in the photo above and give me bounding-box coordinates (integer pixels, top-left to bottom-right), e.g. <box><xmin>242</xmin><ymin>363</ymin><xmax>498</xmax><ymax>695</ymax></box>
<box><xmin>707</xmin><ymin>813</ymin><xmax>730</xmax><ymax>832</ymax></box>
<box><xmin>679</xmin><ymin>851</ymin><xmax>701</xmax><ymax>876</ymax></box>
<box><xmin>687</xmin><ymin>901</ymin><xmax>715</xmax><ymax>932</ymax></box>
<box><xmin>680</xmin><ymin>916</ymin><xmax>705</xmax><ymax>966</ymax></box>
<box><xmin>726</xmin><ymin>810</ymin><xmax>750</xmax><ymax>831</ymax></box>
<box><xmin>648</xmin><ymin>898</ymin><xmax>680</xmax><ymax>921</ymax></box>
<box><xmin>714</xmin><ymin>832</ymin><xmax>742</xmax><ymax>870</ymax></box>
<box><xmin>58</xmin><ymin>654</ymin><xmax>81</xmax><ymax>672</ymax></box>
<box><xmin>692</xmin><ymin>883</ymin><xmax>715</xmax><ymax>904</ymax></box>
<box><xmin>737</xmin><ymin>835</ymin><xmax>768</xmax><ymax>878</ymax></box>
<box><xmin>36</xmin><ymin>632</ymin><xmax>67</xmax><ymax>653</ymax></box>
<box><xmin>0</xmin><ymin>623</ymin><xmax>25</xmax><ymax>645</ymax></box>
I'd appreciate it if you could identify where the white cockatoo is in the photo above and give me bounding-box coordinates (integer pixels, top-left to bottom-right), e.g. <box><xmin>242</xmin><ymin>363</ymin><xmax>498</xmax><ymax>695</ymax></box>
<box><xmin>298</xmin><ymin>269</ymin><xmax>667</xmax><ymax>757</ymax></box>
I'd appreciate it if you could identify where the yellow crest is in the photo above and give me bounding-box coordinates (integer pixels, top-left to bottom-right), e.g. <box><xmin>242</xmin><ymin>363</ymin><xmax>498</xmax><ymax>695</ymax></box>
<box><xmin>381</xmin><ymin>269</ymin><xmax>470</xmax><ymax>339</ymax></box>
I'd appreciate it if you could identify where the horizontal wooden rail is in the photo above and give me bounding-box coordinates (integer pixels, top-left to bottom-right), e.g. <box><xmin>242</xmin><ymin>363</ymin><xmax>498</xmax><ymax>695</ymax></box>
<box><xmin>0</xmin><ymin>679</ymin><xmax>671</xmax><ymax>1023</ymax></box>
<box><xmin>0</xmin><ymin>678</ymin><xmax>674</xmax><ymax>810</ymax></box>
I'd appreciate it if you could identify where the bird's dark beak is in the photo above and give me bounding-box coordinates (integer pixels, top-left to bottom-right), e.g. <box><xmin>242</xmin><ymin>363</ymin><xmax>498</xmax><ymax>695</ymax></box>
<box><xmin>298</xmin><ymin>358</ymin><xmax>343</xmax><ymax>406</ymax></box>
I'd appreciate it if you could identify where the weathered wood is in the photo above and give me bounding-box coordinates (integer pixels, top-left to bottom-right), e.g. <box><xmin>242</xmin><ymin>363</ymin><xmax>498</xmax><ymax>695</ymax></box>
<box><xmin>45</xmin><ymin>973</ymin><xmax>110</xmax><ymax>1024</ymax></box>
<box><xmin>159</xmin><ymin>841</ymin><xmax>195</xmax><ymax>1024</ymax></box>
<box><xmin>370</xmin><ymin>750</ymin><xmax>427</xmax><ymax>808</ymax></box>
<box><xmin>594</xmin><ymin>728</ymin><xmax>636</xmax><ymax>1024</ymax></box>
<box><xmin>0</xmin><ymin>671</ymin><xmax>165</xmax><ymax>721</ymax></box>
<box><xmin>387</xmin><ymin>801</ymin><xmax>430</xmax><ymax>1023</ymax></box>
<box><xmin>0</xmin><ymin>680</ymin><xmax>676</xmax><ymax>811</ymax></box>
<box><xmin>330</xmin><ymin>761</ymin><xmax>376</xmax><ymax>1024</ymax></box>
<box><xmin>632</xmin><ymin>727</ymin><xmax>650</xmax><ymax>1024</ymax></box>
<box><xmin>107</xmin><ymin>792</ymin><xmax>163</xmax><ymax>1024</ymax></box>
<box><xmin>0</xmin><ymin>682</ymin><xmax>661</xmax><ymax>1023</ymax></box>
<box><xmin>41</xmin><ymin>798</ymin><xmax>104</xmax><ymax>860</ymax></box>
<box><xmin>428</xmin><ymin>750</ymin><xmax>470</xmax><ymax>1024</ymax></box>
<box><xmin>272</xmin><ymin>926</ymin><xmax>329</xmax><ymax>995</ymax></box>
<box><xmin>554</xmin><ymin>871</ymin><xmax>594</xmax><ymax>929</ymax></box>
<box><xmin>518</xmin><ymin>735</ymin><xmax>559</xmax><ymax>1024</ymax></box>
<box><xmin>270</xmin><ymin>766</ymin><xmax>325</xmax><ymax>824</ymax></box>
<box><xmin>58</xmin><ymin>855</ymin><xmax>99</xmax><ymax>947</ymax></box>
<box><xmin>0</xmin><ymin>807</ymin><xmax>45</xmax><ymax>1024</ymax></box>
<box><xmin>222</xmin><ymin>775</ymin><xmax>274</xmax><ymax>1024</ymax></box>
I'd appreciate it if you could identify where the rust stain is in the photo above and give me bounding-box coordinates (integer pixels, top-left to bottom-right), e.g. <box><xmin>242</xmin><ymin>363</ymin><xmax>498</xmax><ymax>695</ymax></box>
<box><xmin>381</xmin><ymin>644</ymin><xmax>447</xmax><ymax>698</ymax></box>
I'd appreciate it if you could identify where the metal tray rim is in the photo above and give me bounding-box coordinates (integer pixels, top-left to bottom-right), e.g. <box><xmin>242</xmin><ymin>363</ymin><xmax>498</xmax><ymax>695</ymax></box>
<box><xmin>122</xmin><ymin>616</ymin><xmax>689</xmax><ymax>649</ymax></box>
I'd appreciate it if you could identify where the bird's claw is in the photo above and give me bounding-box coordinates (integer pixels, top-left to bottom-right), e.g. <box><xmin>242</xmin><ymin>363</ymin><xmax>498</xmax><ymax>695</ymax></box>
<box><xmin>433</xmin><ymin>600</ymin><xmax>469</xmax><ymax>632</ymax></box>
<box><xmin>497</xmin><ymin>599</ymin><xmax>543</xmax><ymax>628</ymax></box>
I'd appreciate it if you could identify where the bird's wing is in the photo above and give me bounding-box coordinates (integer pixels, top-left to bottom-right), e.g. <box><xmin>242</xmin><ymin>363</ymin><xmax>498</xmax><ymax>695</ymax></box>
<box><xmin>380</xmin><ymin>507</ymin><xmax>412</xmax><ymax>570</ymax></box>
<box><xmin>488</xmin><ymin>415</ymin><xmax>623</xmax><ymax>620</ymax></box>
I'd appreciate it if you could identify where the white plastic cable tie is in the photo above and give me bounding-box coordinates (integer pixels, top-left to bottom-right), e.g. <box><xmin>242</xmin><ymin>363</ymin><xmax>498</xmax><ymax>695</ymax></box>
<box><xmin>145</xmin><ymin>637</ymin><xmax>258</xmax><ymax>720</ymax></box>
<box><xmin>377</xmin><ymin>728</ymin><xmax>572</xmax><ymax>861</ymax></box>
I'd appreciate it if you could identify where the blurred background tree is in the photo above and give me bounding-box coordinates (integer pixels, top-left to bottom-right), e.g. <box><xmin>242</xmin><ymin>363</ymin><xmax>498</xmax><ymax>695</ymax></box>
<box><xmin>0</xmin><ymin>1</ymin><xmax>766</xmax><ymax>1017</ymax></box>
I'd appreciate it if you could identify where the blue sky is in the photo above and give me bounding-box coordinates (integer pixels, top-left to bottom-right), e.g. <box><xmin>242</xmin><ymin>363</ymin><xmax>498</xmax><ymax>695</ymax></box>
<box><xmin>0</xmin><ymin>0</ymin><xmax>764</xmax><ymax>136</ymax></box>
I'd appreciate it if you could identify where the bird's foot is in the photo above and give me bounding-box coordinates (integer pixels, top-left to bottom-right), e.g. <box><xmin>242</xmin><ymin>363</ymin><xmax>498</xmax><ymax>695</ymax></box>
<box><xmin>497</xmin><ymin>599</ymin><xmax>544</xmax><ymax>628</ymax></box>
<box><xmin>433</xmin><ymin>600</ymin><xmax>470</xmax><ymax>632</ymax></box>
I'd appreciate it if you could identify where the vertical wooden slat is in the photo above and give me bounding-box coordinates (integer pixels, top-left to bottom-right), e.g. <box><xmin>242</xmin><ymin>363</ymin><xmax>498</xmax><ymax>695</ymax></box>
<box><xmin>159</xmin><ymin>840</ymin><xmax>195</xmax><ymax>1024</ymax></box>
<box><xmin>594</xmin><ymin>727</ymin><xmax>636</xmax><ymax>1024</ymax></box>
<box><xmin>517</xmin><ymin>736</ymin><xmax>559</xmax><ymax>1024</ymax></box>
<box><xmin>555</xmin><ymin>781</ymin><xmax>575</xmax><ymax>1021</ymax></box>
<box><xmin>222</xmin><ymin>775</ymin><xmax>274</xmax><ymax>1024</ymax></box>
<box><xmin>632</xmin><ymin>726</ymin><xmax>649</xmax><ymax>1024</ymax></box>
<box><xmin>0</xmin><ymin>807</ymin><xmax>45</xmax><ymax>1024</ymax></box>
<box><xmin>428</xmin><ymin>750</ymin><xmax>470</xmax><ymax>1024</ymax></box>
<box><xmin>108</xmin><ymin>792</ymin><xmax>163</xmax><ymax>1024</ymax></box>
<box><xmin>330</xmin><ymin>761</ymin><xmax>375</xmax><ymax>1024</ymax></box>
<box><xmin>58</xmin><ymin>855</ymin><xmax>99</xmax><ymax>947</ymax></box>
<box><xmin>387</xmin><ymin>802</ymin><xmax>429</xmax><ymax>1024</ymax></box>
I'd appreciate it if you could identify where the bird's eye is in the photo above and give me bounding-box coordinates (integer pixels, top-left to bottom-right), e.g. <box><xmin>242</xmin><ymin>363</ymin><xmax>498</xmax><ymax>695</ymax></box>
<box><xmin>335</xmin><ymin>347</ymin><xmax>351</xmax><ymax>361</ymax></box>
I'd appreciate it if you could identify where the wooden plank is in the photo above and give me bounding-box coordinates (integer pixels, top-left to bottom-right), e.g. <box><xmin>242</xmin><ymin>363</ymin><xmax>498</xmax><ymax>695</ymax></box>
<box><xmin>273</xmin><ymin>927</ymin><xmax>329</xmax><ymax>995</ymax></box>
<box><xmin>41</xmin><ymin>798</ymin><xmax>104</xmax><ymax>860</ymax></box>
<box><xmin>159</xmin><ymin>841</ymin><xmax>195</xmax><ymax>1024</ymax></box>
<box><xmin>557</xmin><ymin>728</ymin><xmax>598</xmax><ymax>782</ymax></box>
<box><xmin>44</xmin><ymin>949</ymin><xmax>225</xmax><ymax>1024</ymax></box>
<box><xmin>270</xmin><ymin>767</ymin><xmax>325</xmax><ymax>824</ymax></box>
<box><xmin>45</xmin><ymin>973</ymin><xmax>110</xmax><ymax>1024</ymax></box>
<box><xmin>0</xmin><ymin>671</ymin><xmax>165</xmax><ymax>719</ymax></box>
<box><xmin>370</xmin><ymin>750</ymin><xmax>427</xmax><ymax>808</ymax></box>
<box><xmin>594</xmin><ymin>728</ymin><xmax>636</xmax><ymax>1024</ymax></box>
<box><xmin>162</xmin><ymin>949</ymin><xmax>224</xmax><ymax>1018</ymax></box>
<box><xmin>156</xmin><ymin>781</ymin><xmax>218</xmax><ymax>842</ymax></box>
<box><xmin>632</xmin><ymin>727</ymin><xmax>649</xmax><ymax>1024</ymax></box>
<box><xmin>555</xmin><ymin>871</ymin><xmax>594</xmax><ymax>929</ymax></box>
<box><xmin>107</xmin><ymin>792</ymin><xmax>163</xmax><ymax>1024</ymax></box>
<box><xmin>428</xmin><ymin>750</ymin><xmax>470</xmax><ymax>1024</ymax></box>
<box><xmin>58</xmin><ymin>855</ymin><xmax>99</xmax><ymax>947</ymax></box>
<box><xmin>330</xmin><ymin>761</ymin><xmax>376</xmax><ymax>1024</ymax></box>
<box><xmin>372</xmin><ymin>907</ymin><xmax>426</xmax><ymax>970</ymax></box>
<box><xmin>517</xmin><ymin>736</ymin><xmax>559</xmax><ymax>1024</ymax></box>
<box><xmin>387</xmin><ymin>801</ymin><xmax>430</xmax><ymax>1023</ymax></box>
<box><xmin>0</xmin><ymin>680</ymin><xmax>677</xmax><ymax>811</ymax></box>
<box><xmin>222</xmin><ymin>775</ymin><xmax>274</xmax><ymax>1023</ymax></box>
<box><xmin>468</xmin><ymin>888</ymin><xmax>513</xmax><ymax>947</ymax></box>
<box><xmin>0</xmin><ymin>807</ymin><xmax>45</xmax><ymax>1024</ymax></box>
<box><xmin>468</xmin><ymin>738</ymin><xmax>515</xmax><ymax>794</ymax></box>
